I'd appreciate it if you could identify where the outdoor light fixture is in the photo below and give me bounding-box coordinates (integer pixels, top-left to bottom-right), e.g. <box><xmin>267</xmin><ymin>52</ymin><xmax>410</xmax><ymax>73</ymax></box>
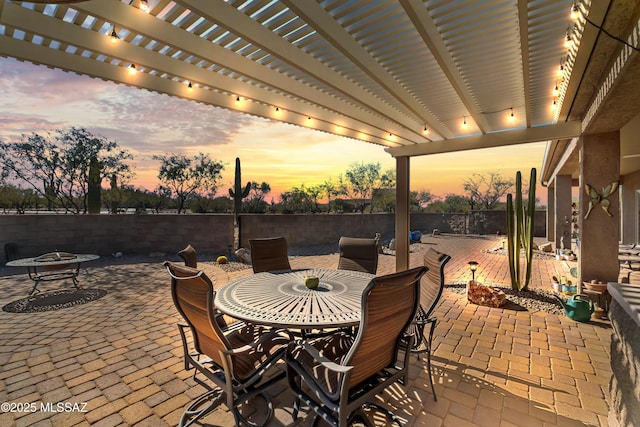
<box><xmin>468</xmin><ymin>261</ymin><xmax>478</xmax><ymax>282</ymax></box>
<box><xmin>509</xmin><ymin>108</ymin><xmax>515</xmax><ymax>122</ymax></box>
<box><xmin>570</xmin><ymin>2</ymin><xmax>580</xmax><ymax>21</ymax></box>
<box><xmin>557</xmin><ymin>63</ymin><xmax>565</xmax><ymax>78</ymax></box>
<box><xmin>551</xmin><ymin>98</ymin><xmax>557</xmax><ymax>111</ymax></box>
<box><xmin>553</xmin><ymin>82</ymin><xmax>560</xmax><ymax>97</ymax></box>
<box><xmin>140</xmin><ymin>0</ymin><xmax>149</xmax><ymax>12</ymax></box>
<box><xmin>461</xmin><ymin>116</ymin><xmax>467</xmax><ymax>129</ymax></box>
<box><xmin>110</xmin><ymin>25</ymin><xmax>119</xmax><ymax>43</ymax></box>
<box><xmin>236</xmin><ymin>96</ymin><xmax>240</xmax><ymax>102</ymax></box>
<box><xmin>128</xmin><ymin>64</ymin><xmax>137</xmax><ymax>75</ymax></box>
<box><xmin>187</xmin><ymin>82</ymin><xmax>193</xmax><ymax>91</ymax></box>
<box><xmin>564</xmin><ymin>29</ymin><xmax>573</xmax><ymax>49</ymax></box>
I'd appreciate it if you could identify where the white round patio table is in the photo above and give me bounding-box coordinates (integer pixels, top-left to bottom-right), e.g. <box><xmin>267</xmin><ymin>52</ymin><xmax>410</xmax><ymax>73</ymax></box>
<box><xmin>215</xmin><ymin>269</ymin><xmax>375</xmax><ymax>329</ymax></box>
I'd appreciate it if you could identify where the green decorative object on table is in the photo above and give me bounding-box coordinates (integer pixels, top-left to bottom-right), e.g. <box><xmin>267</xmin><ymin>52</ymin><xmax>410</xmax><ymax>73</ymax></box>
<box><xmin>304</xmin><ymin>276</ymin><xmax>319</xmax><ymax>289</ymax></box>
<box><xmin>216</xmin><ymin>256</ymin><xmax>228</xmax><ymax>264</ymax></box>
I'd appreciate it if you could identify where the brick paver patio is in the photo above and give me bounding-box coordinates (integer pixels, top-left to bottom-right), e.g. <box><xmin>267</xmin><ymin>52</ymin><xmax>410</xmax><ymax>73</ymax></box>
<box><xmin>0</xmin><ymin>235</ymin><xmax>611</xmax><ymax>426</ymax></box>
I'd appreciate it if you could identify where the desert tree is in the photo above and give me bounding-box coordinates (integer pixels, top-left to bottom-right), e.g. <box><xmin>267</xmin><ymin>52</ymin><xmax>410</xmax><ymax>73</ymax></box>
<box><xmin>154</xmin><ymin>153</ymin><xmax>224</xmax><ymax>214</ymax></box>
<box><xmin>463</xmin><ymin>171</ymin><xmax>514</xmax><ymax>211</ymax></box>
<box><xmin>243</xmin><ymin>181</ymin><xmax>271</xmax><ymax>213</ymax></box>
<box><xmin>0</xmin><ymin>127</ymin><xmax>133</xmax><ymax>213</ymax></box>
<box><xmin>342</xmin><ymin>162</ymin><xmax>396</xmax><ymax>213</ymax></box>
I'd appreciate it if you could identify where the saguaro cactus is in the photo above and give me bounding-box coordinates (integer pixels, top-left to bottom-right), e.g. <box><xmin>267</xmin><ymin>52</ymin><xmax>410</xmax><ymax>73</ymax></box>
<box><xmin>87</xmin><ymin>156</ymin><xmax>102</xmax><ymax>214</ymax></box>
<box><xmin>506</xmin><ymin>168</ymin><xmax>536</xmax><ymax>291</ymax></box>
<box><xmin>228</xmin><ymin>157</ymin><xmax>251</xmax><ymax>225</ymax></box>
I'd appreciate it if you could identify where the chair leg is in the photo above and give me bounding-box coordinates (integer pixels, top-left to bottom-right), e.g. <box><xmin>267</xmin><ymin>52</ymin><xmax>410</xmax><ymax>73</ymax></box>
<box><xmin>426</xmin><ymin>321</ymin><xmax>437</xmax><ymax>401</ymax></box>
<box><xmin>179</xmin><ymin>388</ymin><xmax>225</xmax><ymax>427</ymax></box>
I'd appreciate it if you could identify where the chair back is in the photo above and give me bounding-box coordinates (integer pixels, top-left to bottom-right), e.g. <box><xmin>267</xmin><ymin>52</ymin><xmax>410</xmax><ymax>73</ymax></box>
<box><xmin>421</xmin><ymin>248</ymin><xmax>451</xmax><ymax>318</ymax></box>
<box><xmin>345</xmin><ymin>266</ymin><xmax>427</xmax><ymax>386</ymax></box>
<box><xmin>165</xmin><ymin>262</ymin><xmax>229</xmax><ymax>366</ymax></box>
<box><xmin>177</xmin><ymin>244</ymin><xmax>198</xmax><ymax>268</ymax></box>
<box><xmin>249</xmin><ymin>237</ymin><xmax>291</xmax><ymax>273</ymax></box>
<box><xmin>337</xmin><ymin>236</ymin><xmax>379</xmax><ymax>274</ymax></box>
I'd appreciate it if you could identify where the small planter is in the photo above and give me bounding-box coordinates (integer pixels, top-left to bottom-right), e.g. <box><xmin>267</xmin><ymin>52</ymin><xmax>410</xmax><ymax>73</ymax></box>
<box><xmin>552</xmin><ymin>282</ymin><xmax>562</xmax><ymax>292</ymax></box>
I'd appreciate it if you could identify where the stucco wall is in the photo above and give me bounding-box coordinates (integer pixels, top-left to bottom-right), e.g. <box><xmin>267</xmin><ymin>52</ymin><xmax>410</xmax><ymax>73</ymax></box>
<box><xmin>1</xmin><ymin>214</ymin><xmax>235</xmax><ymax>259</ymax></box>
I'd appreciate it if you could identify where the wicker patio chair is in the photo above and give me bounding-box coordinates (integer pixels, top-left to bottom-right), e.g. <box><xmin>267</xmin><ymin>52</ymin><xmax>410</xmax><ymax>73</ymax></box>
<box><xmin>286</xmin><ymin>266</ymin><xmax>427</xmax><ymax>427</ymax></box>
<box><xmin>165</xmin><ymin>261</ymin><xmax>291</xmax><ymax>427</ymax></box>
<box><xmin>408</xmin><ymin>248</ymin><xmax>451</xmax><ymax>401</ymax></box>
<box><xmin>249</xmin><ymin>237</ymin><xmax>291</xmax><ymax>273</ymax></box>
<box><xmin>177</xmin><ymin>244</ymin><xmax>198</xmax><ymax>268</ymax></box>
<box><xmin>337</xmin><ymin>236</ymin><xmax>379</xmax><ymax>274</ymax></box>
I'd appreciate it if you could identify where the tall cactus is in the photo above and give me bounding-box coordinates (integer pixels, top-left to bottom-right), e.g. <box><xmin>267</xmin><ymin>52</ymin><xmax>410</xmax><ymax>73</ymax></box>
<box><xmin>87</xmin><ymin>156</ymin><xmax>102</xmax><ymax>214</ymax></box>
<box><xmin>228</xmin><ymin>157</ymin><xmax>251</xmax><ymax>225</ymax></box>
<box><xmin>506</xmin><ymin>168</ymin><xmax>536</xmax><ymax>291</ymax></box>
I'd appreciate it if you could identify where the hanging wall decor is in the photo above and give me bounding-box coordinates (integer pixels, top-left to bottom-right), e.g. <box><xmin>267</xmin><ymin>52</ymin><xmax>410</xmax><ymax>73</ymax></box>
<box><xmin>584</xmin><ymin>181</ymin><xmax>619</xmax><ymax>219</ymax></box>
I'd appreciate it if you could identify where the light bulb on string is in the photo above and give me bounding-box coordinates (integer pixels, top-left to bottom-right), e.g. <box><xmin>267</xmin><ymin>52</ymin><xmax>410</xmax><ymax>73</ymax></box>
<box><xmin>128</xmin><ymin>64</ymin><xmax>137</xmax><ymax>75</ymax></box>
<box><xmin>570</xmin><ymin>2</ymin><xmax>580</xmax><ymax>21</ymax></box>
<box><xmin>564</xmin><ymin>31</ymin><xmax>573</xmax><ymax>49</ymax></box>
<box><xmin>551</xmin><ymin>98</ymin><xmax>557</xmax><ymax>111</ymax></box>
<box><xmin>553</xmin><ymin>82</ymin><xmax>560</xmax><ymax>97</ymax></box>
<box><xmin>509</xmin><ymin>108</ymin><xmax>515</xmax><ymax>122</ymax></box>
<box><xmin>110</xmin><ymin>26</ymin><xmax>119</xmax><ymax>43</ymax></box>
<box><xmin>461</xmin><ymin>116</ymin><xmax>467</xmax><ymax>129</ymax></box>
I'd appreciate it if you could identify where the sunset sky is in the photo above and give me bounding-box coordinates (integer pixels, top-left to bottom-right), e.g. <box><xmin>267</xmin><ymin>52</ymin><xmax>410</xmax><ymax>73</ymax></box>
<box><xmin>0</xmin><ymin>57</ymin><xmax>547</xmax><ymax>203</ymax></box>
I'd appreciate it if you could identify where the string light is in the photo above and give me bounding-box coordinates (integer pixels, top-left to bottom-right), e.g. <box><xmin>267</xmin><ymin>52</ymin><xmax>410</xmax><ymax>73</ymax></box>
<box><xmin>275</xmin><ymin>106</ymin><xmax>280</xmax><ymax>112</ymax></box>
<box><xmin>564</xmin><ymin>28</ymin><xmax>573</xmax><ymax>49</ymax></box>
<box><xmin>509</xmin><ymin>108</ymin><xmax>515</xmax><ymax>122</ymax></box>
<box><xmin>128</xmin><ymin>64</ymin><xmax>137</xmax><ymax>75</ymax></box>
<box><xmin>187</xmin><ymin>81</ymin><xmax>193</xmax><ymax>91</ymax></box>
<box><xmin>140</xmin><ymin>0</ymin><xmax>149</xmax><ymax>12</ymax></box>
<box><xmin>557</xmin><ymin>63</ymin><xmax>565</xmax><ymax>78</ymax></box>
<box><xmin>461</xmin><ymin>116</ymin><xmax>467</xmax><ymax>129</ymax></box>
<box><xmin>553</xmin><ymin>82</ymin><xmax>560</xmax><ymax>97</ymax></box>
<box><xmin>236</xmin><ymin>96</ymin><xmax>240</xmax><ymax>102</ymax></box>
<box><xmin>551</xmin><ymin>98</ymin><xmax>557</xmax><ymax>111</ymax></box>
<box><xmin>423</xmin><ymin>125</ymin><xmax>429</xmax><ymax>134</ymax></box>
<box><xmin>110</xmin><ymin>25</ymin><xmax>119</xmax><ymax>43</ymax></box>
<box><xmin>570</xmin><ymin>2</ymin><xmax>580</xmax><ymax>21</ymax></box>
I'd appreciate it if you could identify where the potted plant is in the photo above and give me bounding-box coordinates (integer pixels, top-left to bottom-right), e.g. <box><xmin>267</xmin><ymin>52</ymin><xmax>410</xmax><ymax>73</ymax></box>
<box><xmin>552</xmin><ymin>276</ymin><xmax>562</xmax><ymax>293</ymax></box>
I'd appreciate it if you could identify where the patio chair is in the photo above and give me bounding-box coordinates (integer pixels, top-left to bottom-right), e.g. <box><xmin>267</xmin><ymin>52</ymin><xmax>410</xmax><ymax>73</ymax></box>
<box><xmin>177</xmin><ymin>244</ymin><xmax>198</xmax><ymax>268</ymax></box>
<box><xmin>249</xmin><ymin>237</ymin><xmax>291</xmax><ymax>273</ymax></box>
<box><xmin>408</xmin><ymin>248</ymin><xmax>451</xmax><ymax>401</ymax></box>
<box><xmin>165</xmin><ymin>261</ymin><xmax>291</xmax><ymax>427</ymax></box>
<box><xmin>337</xmin><ymin>236</ymin><xmax>379</xmax><ymax>274</ymax></box>
<box><xmin>286</xmin><ymin>266</ymin><xmax>427</xmax><ymax>427</ymax></box>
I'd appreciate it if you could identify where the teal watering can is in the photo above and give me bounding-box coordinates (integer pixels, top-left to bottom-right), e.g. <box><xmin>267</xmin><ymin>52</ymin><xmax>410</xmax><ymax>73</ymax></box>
<box><xmin>554</xmin><ymin>294</ymin><xmax>594</xmax><ymax>322</ymax></box>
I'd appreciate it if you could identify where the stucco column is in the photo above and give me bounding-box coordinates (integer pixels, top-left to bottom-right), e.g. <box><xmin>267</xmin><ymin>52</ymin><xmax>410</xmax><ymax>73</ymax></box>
<box><xmin>547</xmin><ymin>184</ymin><xmax>555</xmax><ymax>242</ymax></box>
<box><xmin>554</xmin><ymin>175</ymin><xmax>572</xmax><ymax>251</ymax></box>
<box><xmin>395</xmin><ymin>156</ymin><xmax>410</xmax><ymax>272</ymax></box>
<box><xmin>578</xmin><ymin>132</ymin><xmax>620</xmax><ymax>285</ymax></box>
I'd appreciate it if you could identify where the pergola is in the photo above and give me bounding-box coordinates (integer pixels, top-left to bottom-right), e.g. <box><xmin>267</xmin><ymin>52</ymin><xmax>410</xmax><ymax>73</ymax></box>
<box><xmin>1</xmin><ymin>0</ymin><xmax>639</xmax><ymax>278</ymax></box>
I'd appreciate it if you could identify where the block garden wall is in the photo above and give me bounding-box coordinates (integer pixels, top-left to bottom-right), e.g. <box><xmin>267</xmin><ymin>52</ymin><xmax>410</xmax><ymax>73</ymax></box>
<box><xmin>0</xmin><ymin>210</ymin><xmax>547</xmax><ymax>261</ymax></box>
<box><xmin>0</xmin><ymin>214</ymin><xmax>235</xmax><ymax>259</ymax></box>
